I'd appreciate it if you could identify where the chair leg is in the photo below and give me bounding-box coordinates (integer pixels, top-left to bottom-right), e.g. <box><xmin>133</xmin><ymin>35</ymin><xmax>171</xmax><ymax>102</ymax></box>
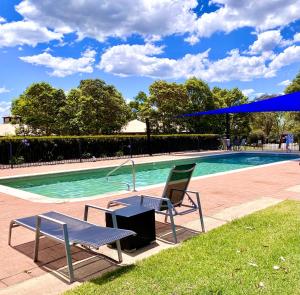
<box><xmin>62</xmin><ymin>224</ymin><xmax>74</xmax><ymax>283</ymax></box>
<box><xmin>34</xmin><ymin>216</ymin><xmax>41</xmax><ymax>262</ymax></box>
<box><xmin>166</xmin><ymin>201</ymin><xmax>177</xmax><ymax>243</ymax></box>
<box><xmin>116</xmin><ymin>240</ymin><xmax>123</xmax><ymax>263</ymax></box>
<box><xmin>168</xmin><ymin>211</ymin><xmax>177</xmax><ymax>244</ymax></box>
<box><xmin>8</xmin><ymin>221</ymin><xmax>14</xmax><ymax>246</ymax></box>
<box><xmin>196</xmin><ymin>193</ymin><xmax>205</xmax><ymax>232</ymax></box>
<box><xmin>164</xmin><ymin>214</ymin><xmax>168</xmax><ymax>223</ymax></box>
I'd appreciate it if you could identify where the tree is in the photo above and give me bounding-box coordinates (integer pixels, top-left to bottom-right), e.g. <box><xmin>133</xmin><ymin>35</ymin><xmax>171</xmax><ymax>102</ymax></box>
<box><xmin>11</xmin><ymin>82</ymin><xmax>66</xmax><ymax>135</ymax></box>
<box><xmin>128</xmin><ymin>91</ymin><xmax>148</xmax><ymax>120</ymax></box>
<box><xmin>183</xmin><ymin>78</ymin><xmax>217</xmax><ymax>133</ymax></box>
<box><xmin>212</xmin><ymin>87</ymin><xmax>251</xmax><ymax>136</ymax></box>
<box><xmin>284</xmin><ymin>71</ymin><xmax>300</xmax><ymax>126</ymax></box>
<box><xmin>75</xmin><ymin>79</ymin><xmax>131</xmax><ymax>134</ymax></box>
<box><xmin>12</xmin><ymin>79</ymin><xmax>131</xmax><ymax>135</ymax></box>
<box><xmin>285</xmin><ymin>72</ymin><xmax>300</xmax><ymax>94</ymax></box>
<box><xmin>147</xmin><ymin>80</ymin><xmax>189</xmax><ymax>133</ymax></box>
<box><xmin>59</xmin><ymin>89</ymin><xmax>83</xmax><ymax>135</ymax></box>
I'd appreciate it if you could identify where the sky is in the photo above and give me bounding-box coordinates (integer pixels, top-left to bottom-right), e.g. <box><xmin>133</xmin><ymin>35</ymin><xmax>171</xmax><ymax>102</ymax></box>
<box><xmin>0</xmin><ymin>0</ymin><xmax>300</xmax><ymax>118</ymax></box>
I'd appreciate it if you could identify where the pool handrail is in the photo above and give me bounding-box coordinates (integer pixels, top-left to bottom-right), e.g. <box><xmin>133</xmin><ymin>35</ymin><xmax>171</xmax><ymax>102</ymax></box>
<box><xmin>106</xmin><ymin>159</ymin><xmax>136</xmax><ymax>191</ymax></box>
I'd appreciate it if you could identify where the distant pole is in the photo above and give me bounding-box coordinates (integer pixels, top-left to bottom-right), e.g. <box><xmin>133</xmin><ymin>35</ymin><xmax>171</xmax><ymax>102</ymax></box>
<box><xmin>226</xmin><ymin>113</ymin><xmax>230</xmax><ymax>139</ymax></box>
<box><xmin>146</xmin><ymin>118</ymin><xmax>152</xmax><ymax>156</ymax></box>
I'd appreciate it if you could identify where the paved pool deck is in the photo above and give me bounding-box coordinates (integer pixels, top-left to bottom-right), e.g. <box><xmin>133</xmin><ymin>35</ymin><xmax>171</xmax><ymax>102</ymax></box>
<box><xmin>0</xmin><ymin>151</ymin><xmax>299</xmax><ymax>294</ymax></box>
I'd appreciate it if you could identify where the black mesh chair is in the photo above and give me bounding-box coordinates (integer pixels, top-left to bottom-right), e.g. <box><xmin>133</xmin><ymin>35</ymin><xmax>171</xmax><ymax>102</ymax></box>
<box><xmin>108</xmin><ymin>163</ymin><xmax>205</xmax><ymax>243</ymax></box>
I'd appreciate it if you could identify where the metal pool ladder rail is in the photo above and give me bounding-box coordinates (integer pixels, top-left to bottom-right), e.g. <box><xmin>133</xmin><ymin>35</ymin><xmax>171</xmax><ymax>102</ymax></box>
<box><xmin>106</xmin><ymin>159</ymin><xmax>137</xmax><ymax>191</ymax></box>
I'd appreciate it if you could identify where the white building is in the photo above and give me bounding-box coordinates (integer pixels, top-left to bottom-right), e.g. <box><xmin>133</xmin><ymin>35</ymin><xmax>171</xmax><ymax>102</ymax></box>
<box><xmin>0</xmin><ymin>116</ymin><xmax>19</xmax><ymax>136</ymax></box>
<box><xmin>121</xmin><ymin>119</ymin><xmax>146</xmax><ymax>134</ymax></box>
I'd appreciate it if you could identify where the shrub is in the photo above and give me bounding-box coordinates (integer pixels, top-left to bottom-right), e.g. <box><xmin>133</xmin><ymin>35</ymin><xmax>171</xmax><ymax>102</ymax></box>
<box><xmin>248</xmin><ymin>130</ymin><xmax>266</xmax><ymax>144</ymax></box>
<box><xmin>0</xmin><ymin>134</ymin><xmax>220</xmax><ymax>166</ymax></box>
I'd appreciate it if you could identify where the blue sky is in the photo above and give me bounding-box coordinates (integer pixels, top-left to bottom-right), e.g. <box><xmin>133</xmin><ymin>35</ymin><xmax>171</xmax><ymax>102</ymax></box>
<box><xmin>1</xmin><ymin>0</ymin><xmax>300</xmax><ymax>118</ymax></box>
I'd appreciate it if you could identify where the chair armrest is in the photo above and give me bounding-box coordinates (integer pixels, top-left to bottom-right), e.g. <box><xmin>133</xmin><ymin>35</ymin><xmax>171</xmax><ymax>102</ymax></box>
<box><xmin>36</xmin><ymin>215</ymin><xmax>69</xmax><ymax>244</ymax></box>
<box><xmin>37</xmin><ymin>214</ymin><xmax>66</xmax><ymax>226</ymax></box>
<box><xmin>84</xmin><ymin>204</ymin><xmax>118</xmax><ymax>229</ymax></box>
<box><xmin>140</xmin><ymin>195</ymin><xmax>160</xmax><ymax>200</ymax></box>
<box><xmin>169</xmin><ymin>189</ymin><xmax>200</xmax><ymax>207</ymax></box>
<box><xmin>169</xmin><ymin>188</ymin><xmax>199</xmax><ymax>195</ymax></box>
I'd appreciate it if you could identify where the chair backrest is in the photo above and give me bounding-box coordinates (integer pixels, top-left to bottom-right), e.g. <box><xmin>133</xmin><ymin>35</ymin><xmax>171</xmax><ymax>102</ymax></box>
<box><xmin>160</xmin><ymin>163</ymin><xmax>196</xmax><ymax>210</ymax></box>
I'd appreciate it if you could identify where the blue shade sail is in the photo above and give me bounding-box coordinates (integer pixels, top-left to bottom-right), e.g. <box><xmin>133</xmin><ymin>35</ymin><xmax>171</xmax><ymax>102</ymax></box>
<box><xmin>180</xmin><ymin>92</ymin><xmax>300</xmax><ymax>117</ymax></box>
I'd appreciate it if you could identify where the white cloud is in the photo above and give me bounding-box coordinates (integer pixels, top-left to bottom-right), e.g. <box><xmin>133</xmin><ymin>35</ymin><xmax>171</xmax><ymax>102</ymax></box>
<box><xmin>294</xmin><ymin>32</ymin><xmax>300</xmax><ymax>43</ymax></box>
<box><xmin>20</xmin><ymin>48</ymin><xmax>96</xmax><ymax>77</ymax></box>
<box><xmin>194</xmin><ymin>0</ymin><xmax>300</xmax><ymax>39</ymax></box>
<box><xmin>99</xmin><ymin>42</ymin><xmax>300</xmax><ymax>82</ymax></box>
<box><xmin>277</xmin><ymin>80</ymin><xmax>291</xmax><ymax>86</ymax></box>
<box><xmin>0</xmin><ymin>101</ymin><xmax>11</xmax><ymax>117</ymax></box>
<box><xmin>269</xmin><ymin>45</ymin><xmax>300</xmax><ymax>71</ymax></box>
<box><xmin>0</xmin><ymin>87</ymin><xmax>10</xmax><ymax>94</ymax></box>
<box><xmin>242</xmin><ymin>89</ymin><xmax>255</xmax><ymax>96</ymax></box>
<box><xmin>0</xmin><ymin>16</ymin><xmax>6</xmax><ymax>23</ymax></box>
<box><xmin>184</xmin><ymin>35</ymin><xmax>200</xmax><ymax>45</ymax></box>
<box><xmin>16</xmin><ymin>0</ymin><xmax>199</xmax><ymax>42</ymax></box>
<box><xmin>99</xmin><ymin>43</ymin><xmax>176</xmax><ymax>78</ymax></box>
<box><xmin>15</xmin><ymin>0</ymin><xmax>300</xmax><ymax>45</ymax></box>
<box><xmin>248</xmin><ymin>30</ymin><xmax>282</xmax><ymax>54</ymax></box>
<box><xmin>99</xmin><ymin>43</ymin><xmax>273</xmax><ymax>82</ymax></box>
<box><xmin>0</xmin><ymin>20</ymin><xmax>62</xmax><ymax>47</ymax></box>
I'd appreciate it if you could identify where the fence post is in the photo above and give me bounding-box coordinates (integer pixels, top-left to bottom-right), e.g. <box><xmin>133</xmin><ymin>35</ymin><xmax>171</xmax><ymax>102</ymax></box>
<box><xmin>78</xmin><ymin>139</ymin><xmax>82</xmax><ymax>162</ymax></box>
<box><xmin>9</xmin><ymin>141</ymin><xmax>13</xmax><ymax>169</ymax></box>
<box><xmin>146</xmin><ymin>118</ymin><xmax>152</xmax><ymax>156</ymax></box>
<box><xmin>129</xmin><ymin>138</ymin><xmax>132</xmax><ymax>158</ymax></box>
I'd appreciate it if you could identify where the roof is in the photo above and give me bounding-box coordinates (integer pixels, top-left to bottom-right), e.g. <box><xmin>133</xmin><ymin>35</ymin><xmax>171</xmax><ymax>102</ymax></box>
<box><xmin>121</xmin><ymin>119</ymin><xmax>146</xmax><ymax>133</ymax></box>
<box><xmin>180</xmin><ymin>91</ymin><xmax>300</xmax><ymax>117</ymax></box>
<box><xmin>0</xmin><ymin>124</ymin><xmax>17</xmax><ymax>136</ymax></box>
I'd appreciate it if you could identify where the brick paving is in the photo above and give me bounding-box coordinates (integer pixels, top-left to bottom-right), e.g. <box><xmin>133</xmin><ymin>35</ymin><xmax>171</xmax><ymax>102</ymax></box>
<box><xmin>0</xmin><ymin>152</ymin><xmax>299</xmax><ymax>288</ymax></box>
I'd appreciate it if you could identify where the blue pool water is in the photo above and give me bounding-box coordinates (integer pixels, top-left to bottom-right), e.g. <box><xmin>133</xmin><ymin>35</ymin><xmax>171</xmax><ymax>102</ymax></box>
<box><xmin>0</xmin><ymin>153</ymin><xmax>298</xmax><ymax>199</ymax></box>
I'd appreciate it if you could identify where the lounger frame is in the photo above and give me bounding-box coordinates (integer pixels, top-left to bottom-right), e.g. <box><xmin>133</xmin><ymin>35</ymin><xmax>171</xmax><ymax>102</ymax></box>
<box><xmin>8</xmin><ymin>205</ymin><xmax>129</xmax><ymax>283</ymax></box>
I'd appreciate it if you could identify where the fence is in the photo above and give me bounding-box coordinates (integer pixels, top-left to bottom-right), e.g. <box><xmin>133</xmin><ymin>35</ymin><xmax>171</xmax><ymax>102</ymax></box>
<box><xmin>0</xmin><ymin>134</ymin><xmax>220</xmax><ymax>168</ymax></box>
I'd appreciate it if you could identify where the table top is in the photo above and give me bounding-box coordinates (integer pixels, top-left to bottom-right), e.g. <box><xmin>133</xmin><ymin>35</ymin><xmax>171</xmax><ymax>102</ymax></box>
<box><xmin>111</xmin><ymin>205</ymin><xmax>154</xmax><ymax>218</ymax></box>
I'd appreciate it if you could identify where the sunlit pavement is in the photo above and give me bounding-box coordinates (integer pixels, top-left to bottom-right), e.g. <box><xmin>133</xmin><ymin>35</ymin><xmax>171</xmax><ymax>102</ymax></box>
<box><xmin>0</xmin><ymin>151</ymin><xmax>299</xmax><ymax>294</ymax></box>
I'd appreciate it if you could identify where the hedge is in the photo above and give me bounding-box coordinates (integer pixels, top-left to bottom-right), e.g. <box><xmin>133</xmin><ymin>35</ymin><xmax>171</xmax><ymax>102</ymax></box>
<box><xmin>0</xmin><ymin>134</ymin><xmax>220</xmax><ymax>166</ymax></box>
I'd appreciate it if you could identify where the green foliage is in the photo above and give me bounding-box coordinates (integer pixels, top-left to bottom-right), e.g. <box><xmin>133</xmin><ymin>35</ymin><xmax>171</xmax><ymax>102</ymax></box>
<box><xmin>248</xmin><ymin>129</ymin><xmax>266</xmax><ymax>144</ymax></box>
<box><xmin>148</xmin><ymin>80</ymin><xmax>189</xmax><ymax>133</ymax></box>
<box><xmin>212</xmin><ymin>87</ymin><xmax>251</xmax><ymax>136</ymax></box>
<box><xmin>11</xmin><ymin>82</ymin><xmax>66</xmax><ymax>135</ymax></box>
<box><xmin>183</xmin><ymin>78</ymin><xmax>218</xmax><ymax>133</ymax></box>
<box><xmin>128</xmin><ymin>91</ymin><xmax>148</xmax><ymax>120</ymax></box>
<box><xmin>76</xmin><ymin>79</ymin><xmax>131</xmax><ymax>134</ymax></box>
<box><xmin>0</xmin><ymin>133</ymin><xmax>219</xmax><ymax>142</ymax></box>
<box><xmin>0</xmin><ymin>134</ymin><xmax>220</xmax><ymax>165</ymax></box>
<box><xmin>66</xmin><ymin>201</ymin><xmax>300</xmax><ymax>295</ymax></box>
<box><xmin>284</xmin><ymin>71</ymin><xmax>300</xmax><ymax>123</ymax></box>
<box><xmin>128</xmin><ymin>78</ymin><xmax>251</xmax><ymax>135</ymax></box>
<box><xmin>12</xmin><ymin>79</ymin><xmax>131</xmax><ymax>136</ymax></box>
<box><xmin>285</xmin><ymin>72</ymin><xmax>300</xmax><ymax>94</ymax></box>
<box><xmin>9</xmin><ymin>156</ymin><xmax>25</xmax><ymax>165</ymax></box>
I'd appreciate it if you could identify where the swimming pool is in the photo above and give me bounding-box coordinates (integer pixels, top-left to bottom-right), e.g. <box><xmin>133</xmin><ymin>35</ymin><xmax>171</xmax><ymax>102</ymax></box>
<box><xmin>0</xmin><ymin>152</ymin><xmax>298</xmax><ymax>200</ymax></box>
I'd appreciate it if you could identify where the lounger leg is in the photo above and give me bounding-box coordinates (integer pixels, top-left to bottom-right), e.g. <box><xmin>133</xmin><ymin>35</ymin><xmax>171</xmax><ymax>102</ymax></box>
<box><xmin>167</xmin><ymin>201</ymin><xmax>177</xmax><ymax>244</ymax></box>
<box><xmin>116</xmin><ymin>240</ymin><xmax>123</xmax><ymax>263</ymax></box>
<box><xmin>164</xmin><ymin>214</ymin><xmax>168</xmax><ymax>223</ymax></box>
<box><xmin>62</xmin><ymin>224</ymin><xmax>74</xmax><ymax>283</ymax></box>
<box><xmin>8</xmin><ymin>221</ymin><xmax>15</xmax><ymax>246</ymax></box>
<box><xmin>196</xmin><ymin>193</ymin><xmax>205</xmax><ymax>232</ymax></box>
<box><xmin>34</xmin><ymin>216</ymin><xmax>41</xmax><ymax>262</ymax></box>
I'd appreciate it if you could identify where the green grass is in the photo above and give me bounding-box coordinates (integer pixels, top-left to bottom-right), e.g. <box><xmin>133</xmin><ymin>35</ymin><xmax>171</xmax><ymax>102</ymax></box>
<box><xmin>66</xmin><ymin>201</ymin><xmax>300</xmax><ymax>295</ymax></box>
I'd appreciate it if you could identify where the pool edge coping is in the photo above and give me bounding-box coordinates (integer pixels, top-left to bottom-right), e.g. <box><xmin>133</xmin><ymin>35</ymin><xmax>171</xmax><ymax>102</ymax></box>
<box><xmin>0</xmin><ymin>151</ymin><xmax>299</xmax><ymax>203</ymax></box>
